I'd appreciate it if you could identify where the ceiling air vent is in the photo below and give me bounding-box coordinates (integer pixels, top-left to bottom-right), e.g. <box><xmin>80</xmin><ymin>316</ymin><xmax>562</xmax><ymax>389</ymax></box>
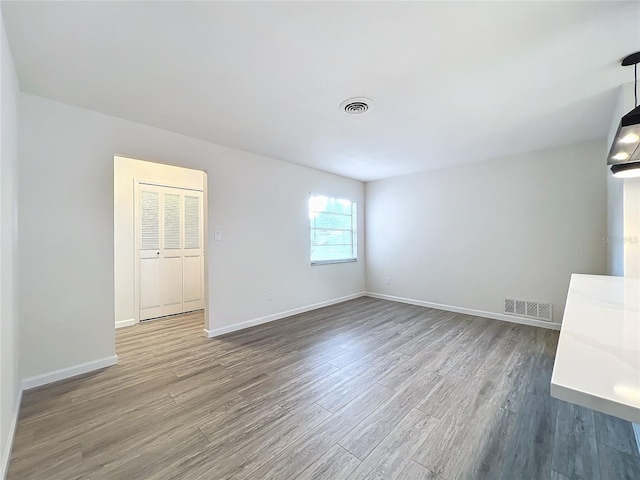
<box><xmin>340</xmin><ymin>97</ymin><xmax>372</xmax><ymax>115</ymax></box>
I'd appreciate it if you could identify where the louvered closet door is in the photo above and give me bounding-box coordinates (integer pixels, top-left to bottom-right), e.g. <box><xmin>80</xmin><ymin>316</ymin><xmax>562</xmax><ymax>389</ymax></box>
<box><xmin>182</xmin><ymin>191</ymin><xmax>204</xmax><ymax>312</ymax></box>
<box><xmin>161</xmin><ymin>188</ymin><xmax>184</xmax><ymax>316</ymax></box>
<box><xmin>139</xmin><ymin>184</ymin><xmax>204</xmax><ymax>321</ymax></box>
<box><xmin>139</xmin><ymin>185</ymin><xmax>163</xmax><ymax>320</ymax></box>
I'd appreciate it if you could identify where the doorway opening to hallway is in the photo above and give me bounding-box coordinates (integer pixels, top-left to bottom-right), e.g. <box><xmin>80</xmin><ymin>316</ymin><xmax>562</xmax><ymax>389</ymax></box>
<box><xmin>114</xmin><ymin>155</ymin><xmax>208</xmax><ymax>331</ymax></box>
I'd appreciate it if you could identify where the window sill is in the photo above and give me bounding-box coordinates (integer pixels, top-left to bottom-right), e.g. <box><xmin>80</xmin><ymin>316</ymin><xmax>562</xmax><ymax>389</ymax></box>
<box><xmin>310</xmin><ymin>258</ymin><xmax>358</xmax><ymax>266</ymax></box>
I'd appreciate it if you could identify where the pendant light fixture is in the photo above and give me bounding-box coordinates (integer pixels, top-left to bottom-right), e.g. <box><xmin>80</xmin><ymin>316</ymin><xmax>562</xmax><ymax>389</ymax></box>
<box><xmin>611</xmin><ymin>161</ymin><xmax>640</xmax><ymax>178</ymax></box>
<box><xmin>609</xmin><ymin>52</ymin><xmax>640</xmax><ymax>178</ymax></box>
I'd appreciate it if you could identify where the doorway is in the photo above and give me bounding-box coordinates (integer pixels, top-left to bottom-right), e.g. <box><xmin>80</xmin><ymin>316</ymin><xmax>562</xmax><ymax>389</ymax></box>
<box><xmin>114</xmin><ymin>156</ymin><xmax>207</xmax><ymax>328</ymax></box>
<box><xmin>137</xmin><ymin>183</ymin><xmax>204</xmax><ymax>321</ymax></box>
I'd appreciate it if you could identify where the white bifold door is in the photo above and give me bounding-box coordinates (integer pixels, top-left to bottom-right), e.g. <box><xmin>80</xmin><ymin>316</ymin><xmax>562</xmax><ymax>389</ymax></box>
<box><xmin>138</xmin><ymin>184</ymin><xmax>204</xmax><ymax>321</ymax></box>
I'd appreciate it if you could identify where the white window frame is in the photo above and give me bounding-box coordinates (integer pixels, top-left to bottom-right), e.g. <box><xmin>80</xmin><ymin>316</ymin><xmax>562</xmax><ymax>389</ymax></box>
<box><xmin>309</xmin><ymin>193</ymin><xmax>358</xmax><ymax>265</ymax></box>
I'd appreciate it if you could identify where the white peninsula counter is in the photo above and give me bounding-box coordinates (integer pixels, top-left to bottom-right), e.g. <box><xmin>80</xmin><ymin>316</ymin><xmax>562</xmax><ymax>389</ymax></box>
<box><xmin>551</xmin><ymin>274</ymin><xmax>640</xmax><ymax>428</ymax></box>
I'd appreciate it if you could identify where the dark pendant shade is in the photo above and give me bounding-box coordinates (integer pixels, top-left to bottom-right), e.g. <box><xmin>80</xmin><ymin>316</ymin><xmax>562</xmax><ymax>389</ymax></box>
<box><xmin>608</xmin><ymin>105</ymin><xmax>640</xmax><ymax>165</ymax></box>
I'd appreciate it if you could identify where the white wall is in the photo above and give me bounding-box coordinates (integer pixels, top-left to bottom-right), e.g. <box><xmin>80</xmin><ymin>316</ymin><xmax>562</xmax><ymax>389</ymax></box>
<box><xmin>18</xmin><ymin>93</ymin><xmax>365</xmax><ymax>381</ymax></box>
<box><xmin>0</xmin><ymin>10</ymin><xmax>20</xmax><ymax>479</ymax></box>
<box><xmin>624</xmin><ymin>178</ymin><xmax>640</xmax><ymax>277</ymax></box>
<box><xmin>366</xmin><ymin>140</ymin><xmax>607</xmax><ymax>325</ymax></box>
<box><xmin>114</xmin><ymin>156</ymin><xmax>205</xmax><ymax>326</ymax></box>
<box><xmin>607</xmin><ymin>169</ymin><xmax>625</xmax><ymax>276</ymax></box>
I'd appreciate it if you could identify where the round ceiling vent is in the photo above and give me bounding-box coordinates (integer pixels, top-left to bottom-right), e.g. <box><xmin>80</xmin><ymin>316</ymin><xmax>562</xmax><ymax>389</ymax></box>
<box><xmin>340</xmin><ymin>97</ymin><xmax>372</xmax><ymax>115</ymax></box>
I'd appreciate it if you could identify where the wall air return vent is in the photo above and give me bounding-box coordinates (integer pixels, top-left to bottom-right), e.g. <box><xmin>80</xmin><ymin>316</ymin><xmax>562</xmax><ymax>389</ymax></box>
<box><xmin>504</xmin><ymin>298</ymin><xmax>552</xmax><ymax>322</ymax></box>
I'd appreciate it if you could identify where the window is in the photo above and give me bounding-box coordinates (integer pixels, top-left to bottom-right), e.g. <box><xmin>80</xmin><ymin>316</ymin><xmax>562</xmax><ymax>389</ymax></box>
<box><xmin>309</xmin><ymin>194</ymin><xmax>357</xmax><ymax>265</ymax></box>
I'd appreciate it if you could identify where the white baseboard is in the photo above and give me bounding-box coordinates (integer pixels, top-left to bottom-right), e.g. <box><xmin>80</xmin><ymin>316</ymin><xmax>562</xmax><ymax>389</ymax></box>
<box><xmin>633</xmin><ymin>423</ymin><xmax>640</xmax><ymax>456</ymax></box>
<box><xmin>1</xmin><ymin>389</ymin><xmax>22</xmax><ymax>480</ymax></box>
<box><xmin>22</xmin><ymin>355</ymin><xmax>119</xmax><ymax>391</ymax></box>
<box><xmin>204</xmin><ymin>292</ymin><xmax>366</xmax><ymax>337</ymax></box>
<box><xmin>115</xmin><ymin>318</ymin><xmax>136</xmax><ymax>329</ymax></box>
<box><xmin>365</xmin><ymin>292</ymin><xmax>561</xmax><ymax>331</ymax></box>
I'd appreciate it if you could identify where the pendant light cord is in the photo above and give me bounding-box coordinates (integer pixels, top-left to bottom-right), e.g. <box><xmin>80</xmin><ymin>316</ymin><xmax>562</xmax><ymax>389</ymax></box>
<box><xmin>636</xmin><ymin>62</ymin><xmax>638</xmax><ymax>108</ymax></box>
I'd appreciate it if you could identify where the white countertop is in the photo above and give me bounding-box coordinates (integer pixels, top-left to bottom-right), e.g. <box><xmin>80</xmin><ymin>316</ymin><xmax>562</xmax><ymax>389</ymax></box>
<box><xmin>551</xmin><ymin>274</ymin><xmax>640</xmax><ymax>423</ymax></box>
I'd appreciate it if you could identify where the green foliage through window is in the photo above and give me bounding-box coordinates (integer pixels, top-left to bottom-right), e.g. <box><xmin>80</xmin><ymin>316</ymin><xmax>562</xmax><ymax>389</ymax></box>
<box><xmin>309</xmin><ymin>195</ymin><xmax>357</xmax><ymax>264</ymax></box>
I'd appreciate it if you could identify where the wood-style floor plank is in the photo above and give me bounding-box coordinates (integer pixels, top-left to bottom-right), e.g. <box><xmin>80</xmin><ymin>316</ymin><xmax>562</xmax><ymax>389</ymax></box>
<box><xmin>345</xmin><ymin>408</ymin><xmax>439</xmax><ymax>480</ymax></box>
<box><xmin>245</xmin><ymin>383</ymin><xmax>396</xmax><ymax>480</ymax></box>
<box><xmin>397</xmin><ymin>460</ymin><xmax>444</xmax><ymax>480</ymax></box>
<box><xmin>598</xmin><ymin>444</ymin><xmax>640</xmax><ymax>480</ymax></box>
<box><xmin>295</xmin><ymin>444</ymin><xmax>361</xmax><ymax>480</ymax></box>
<box><xmin>552</xmin><ymin>402</ymin><xmax>600</xmax><ymax>480</ymax></box>
<box><xmin>594</xmin><ymin>411</ymin><xmax>640</xmax><ymax>457</ymax></box>
<box><xmin>7</xmin><ymin>298</ymin><xmax>640</xmax><ymax>479</ymax></box>
<box><xmin>338</xmin><ymin>371</ymin><xmax>440</xmax><ymax>461</ymax></box>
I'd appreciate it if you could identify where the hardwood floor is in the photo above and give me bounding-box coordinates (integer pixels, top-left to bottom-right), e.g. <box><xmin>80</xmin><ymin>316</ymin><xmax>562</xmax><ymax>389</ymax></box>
<box><xmin>7</xmin><ymin>297</ymin><xmax>640</xmax><ymax>479</ymax></box>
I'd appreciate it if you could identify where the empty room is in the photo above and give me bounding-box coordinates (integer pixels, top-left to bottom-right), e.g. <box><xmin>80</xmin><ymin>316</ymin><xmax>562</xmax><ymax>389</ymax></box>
<box><xmin>1</xmin><ymin>1</ymin><xmax>640</xmax><ymax>479</ymax></box>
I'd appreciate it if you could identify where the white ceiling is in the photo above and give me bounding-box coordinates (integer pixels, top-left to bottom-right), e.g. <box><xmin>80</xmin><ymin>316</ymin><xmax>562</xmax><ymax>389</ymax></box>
<box><xmin>2</xmin><ymin>1</ymin><xmax>639</xmax><ymax>181</ymax></box>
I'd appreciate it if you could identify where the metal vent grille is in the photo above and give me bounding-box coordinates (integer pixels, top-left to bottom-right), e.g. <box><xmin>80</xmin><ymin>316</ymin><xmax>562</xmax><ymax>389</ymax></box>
<box><xmin>504</xmin><ymin>299</ymin><xmax>515</xmax><ymax>314</ymax></box>
<box><xmin>340</xmin><ymin>97</ymin><xmax>372</xmax><ymax>115</ymax></box>
<box><xmin>538</xmin><ymin>303</ymin><xmax>552</xmax><ymax>321</ymax></box>
<box><xmin>504</xmin><ymin>298</ymin><xmax>553</xmax><ymax>322</ymax></box>
<box><xmin>344</xmin><ymin>102</ymin><xmax>368</xmax><ymax>114</ymax></box>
